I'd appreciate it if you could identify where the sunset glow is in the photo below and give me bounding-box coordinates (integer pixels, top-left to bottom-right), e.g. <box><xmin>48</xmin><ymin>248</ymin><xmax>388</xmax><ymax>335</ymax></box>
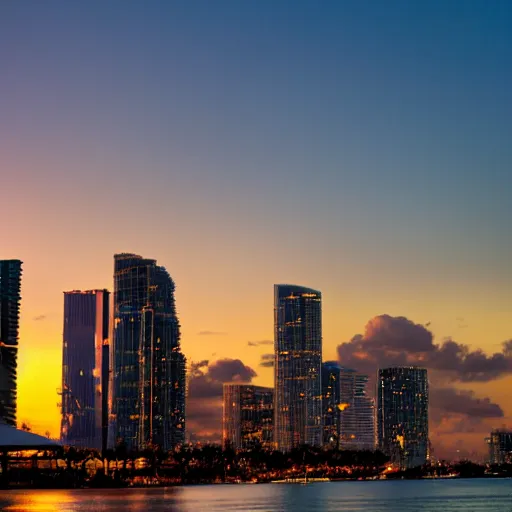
<box><xmin>2</xmin><ymin>1</ymin><xmax>511</xmax><ymax>461</ymax></box>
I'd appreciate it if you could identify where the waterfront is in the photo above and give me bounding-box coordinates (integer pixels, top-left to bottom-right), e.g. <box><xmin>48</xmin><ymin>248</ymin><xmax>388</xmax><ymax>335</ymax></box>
<box><xmin>0</xmin><ymin>479</ymin><xmax>511</xmax><ymax>511</ymax></box>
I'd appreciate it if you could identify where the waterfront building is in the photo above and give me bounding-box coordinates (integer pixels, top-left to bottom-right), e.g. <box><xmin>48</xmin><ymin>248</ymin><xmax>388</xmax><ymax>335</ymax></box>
<box><xmin>112</xmin><ymin>253</ymin><xmax>186</xmax><ymax>451</ymax></box>
<box><xmin>487</xmin><ymin>429</ymin><xmax>512</xmax><ymax>464</ymax></box>
<box><xmin>223</xmin><ymin>384</ymin><xmax>273</xmax><ymax>450</ymax></box>
<box><xmin>274</xmin><ymin>284</ymin><xmax>322</xmax><ymax>452</ymax></box>
<box><xmin>377</xmin><ymin>366</ymin><xmax>429</xmax><ymax>469</ymax></box>
<box><xmin>322</xmin><ymin>362</ymin><xmax>375</xmax><ymax>450</ymax></box>
<box><xmin>322</xmin><ymin>361</ymin><xmax>342</xmax><ymax>446</ymax></box>
<box><xmin>339</xmin><ymin>368</ymin><xmax>375</xmax><ymax>451</ymax></box>
<box><xmin>0</xmin><ymin>260</ymin><xmax>22</xmax><ymax>426</ymax></box>
<box><xmin>60</xmin><ymin>290</ymin><xmax>110</xmax><ymax>451</ymax></box>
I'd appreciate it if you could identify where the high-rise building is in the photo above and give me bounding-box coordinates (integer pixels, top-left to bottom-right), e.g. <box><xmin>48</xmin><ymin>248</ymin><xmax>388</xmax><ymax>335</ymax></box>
<box><xmin>322</xmin><ymin>361</ymin><xmax>342</xmax><ymax>446</ymax></box>
<box><xmin>487</xmin><ymin>429</ymin><xmax>512</xmax><ymax>464</ymax></box>
<box><xmin>274</xmin><ymin>284</ymin><xmax>322</xmax><ymax>452</ymax></box>
<box><xmin>322</xmin><ymin>362</ymin><xmax>375</xmax><ymax>450</ymax></box>
<box><xmin>377</xmin><ymin>367</ymin><xmax>429</xmax><ymax>469</ymax></box>
<box><xmin>339</xmin><ymin>368</ymin><xmax>375</xmax><ymax>451</ymax></box>
<box><xmin>0</xmin><ymin>260</ymin><xmax>22</xmax><ymax>426</ymax></box>
<box><xmin>60</xmin><ymin>290</ymin><xmax>110</xmax><ymax>451</ymax></box>
<box><xmin>112</xmin><ymin>253</ymin><xmax>186</xmax><ymax>451</ymax></box>
<box><xmin>223</xmin><ymin>384</ymin><xmax>273</xmax><ymax>450</ymax></box>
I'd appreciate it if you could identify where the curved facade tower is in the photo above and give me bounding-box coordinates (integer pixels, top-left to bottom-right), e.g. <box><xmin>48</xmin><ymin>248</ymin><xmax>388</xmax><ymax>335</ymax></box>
<box><xmin>112</xmin><ymin>253</ymin><xmax>186</xmax><ymax>450</ymax></box>
<box><xmin>322</xmin><ymin>362</ymin><xmax>375</xmax><ymax>450</ymax></box>
<box><xmin>274</xmin><ymin>284</ymin><xmax>322</xmax><ymax>452</ymax></box>
<box><xmin>337</xmin><ymin>367</ymin><xmax>375</xmax><ymax>451</ymax></box>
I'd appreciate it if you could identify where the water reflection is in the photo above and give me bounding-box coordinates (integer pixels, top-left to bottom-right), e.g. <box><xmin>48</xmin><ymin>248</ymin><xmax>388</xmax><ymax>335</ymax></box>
<box><xmin>0</xmin><ymin>480</ymin><xmax>511</xmax><ymax>512</ymax></box>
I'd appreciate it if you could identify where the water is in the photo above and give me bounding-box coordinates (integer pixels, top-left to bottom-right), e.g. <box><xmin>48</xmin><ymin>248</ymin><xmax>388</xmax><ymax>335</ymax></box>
<box><xmin>0</xmin><ymin>479</ymin><xmax>511</xmax><ymax>511</ymax></box>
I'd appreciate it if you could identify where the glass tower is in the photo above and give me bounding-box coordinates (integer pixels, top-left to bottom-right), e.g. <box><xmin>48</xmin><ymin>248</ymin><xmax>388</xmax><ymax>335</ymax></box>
<box><xmin>377</xmin><ymin>366</ymin><xmax>429</xmax><ymax>469</ymax></box>
<box><xmin>322</xmin><ymin>362</ymin><xmax>375</xmax><ymax>450</ymax></box>
<box><xmin>322</xmin><ymin>361</ymin><xmax>342</xmax><ymax>446</ymax></box>
<box><xmin>274</xmin><ymin>284</ymin><xmax>322</xmax><ymax>452</ymax></box>
<box><xmin>223</xmin><ymin>384</ymin><xmax>273</xmax><ymax>450</ymax></box>
<box><xmin>0</xmin><ymin>260</ymin><xmax>22</xmax><ymax>426</ymax></box>
<box><xmin>338</xmin><ymin>368</ymin><xmax>375</xmax><ymax>451</ymax></box>
<box><xmin>488</xmin><ymin>430</ymin><xmax>512</xmax><ymax>464</ymax></box>
<box><xmin>112</xmin><ymin>253</ymin><xmax>186</xmax><ymax>451</ymax></box>
<box><xmin>60</xmin><ymin>290</ymin><xmax>110</xmax><ymax>451</ymax></box>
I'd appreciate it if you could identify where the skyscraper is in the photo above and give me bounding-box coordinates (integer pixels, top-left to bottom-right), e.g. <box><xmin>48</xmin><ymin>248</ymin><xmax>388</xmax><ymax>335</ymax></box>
<box><xmin>0</xmin><ymin>260</ymin><xmax>22</xmax><ymax>426</ymax></box>
<box><xmin>487</xmin><ymin>429</ymin><xmax>512</xmax><ymax>465</ymax></box>
<box><xmin>322</xmin><ymin>361</ymin><xmax>342</xmax><ymax>446</ymax></box>
<box><xmin>112</xmin><ymin>253</ymin><xmax>186</xmax><ymax>451</ymax></box>
<box><xmin>274</xmin><ymin>284</ymin><xmax>322</xmax><ymax>452</ymax></box>
<box><xmin>377</xmin><ymin>367</ymin><xmax>429</xmax><ymax>469</ymax></box>
<box><xmin>60</xmin><ymin>290</ymin><xmax>110</xmax><ymax>451</ymax></box>
<box><xmin>338</xmin><ymin>368</ymin><xmax>375</xmax><ymax>451</ymax></box>
<box><xmin>322</xmin><ymin>362</ymin><xmax>375</xmax><ymax>450</ymax></box>
<box><xmin>223</xmin><ymin>384</ymin><xmax>273</xmax><ymax>450</ymax></box>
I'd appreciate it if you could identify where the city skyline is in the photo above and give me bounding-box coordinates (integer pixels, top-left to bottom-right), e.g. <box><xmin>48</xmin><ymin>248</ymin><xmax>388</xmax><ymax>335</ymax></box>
<box><xmin>2</xmin><ymin>1</ymin><xmax>512</xmax><ymax>461</ymax></box>
<box><xmin>4</xmin><ymin>256</ymin><xmax>512</xmax><ymax>460</ymax></box>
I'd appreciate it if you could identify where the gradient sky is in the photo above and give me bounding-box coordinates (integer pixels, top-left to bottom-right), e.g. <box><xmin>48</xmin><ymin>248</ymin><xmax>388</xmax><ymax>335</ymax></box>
<box><xmin>1</xmin><ymin>1</ymin><xmax>511</xmax><ymax>456</ymax></box>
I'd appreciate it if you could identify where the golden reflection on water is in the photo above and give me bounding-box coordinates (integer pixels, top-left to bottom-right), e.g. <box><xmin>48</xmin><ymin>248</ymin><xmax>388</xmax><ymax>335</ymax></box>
<box><xmin>3</xmin><ymin>490</ymin><xmax>75</xmax><ymax>511</ymax></box>
<box><xmin>0</xmin><ymin>489</ymin><xmax>183</xmax><ymax>512</ymax></box>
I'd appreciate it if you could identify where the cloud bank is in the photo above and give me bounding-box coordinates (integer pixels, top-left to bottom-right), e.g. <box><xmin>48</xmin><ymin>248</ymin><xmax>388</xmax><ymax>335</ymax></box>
<box><xmin>337</xmin><ymin>315</ymin><xmax>512</xmax><ymax>383</ymax></box>
<box><xmin>248</xmin><ymin>340</ymin><xmax>273</xmax><ymax>347</ymax></box>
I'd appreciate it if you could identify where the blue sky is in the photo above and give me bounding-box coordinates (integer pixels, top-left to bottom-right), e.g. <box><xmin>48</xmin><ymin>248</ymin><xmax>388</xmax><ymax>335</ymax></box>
<box><xmin>1</xmin><ymin>1</ymin><xmax>512</xmax><ymax>449</ymax></box>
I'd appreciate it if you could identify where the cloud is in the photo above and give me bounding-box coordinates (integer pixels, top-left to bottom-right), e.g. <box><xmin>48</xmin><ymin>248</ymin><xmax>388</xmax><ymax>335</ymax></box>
<box><xmin>198</xmin><ymin>330</ymin><xmax>227</xmax><ymax>336</ymax></box>
<box><xmin>248</xmin><ymin>340</ymin><xmax>273</xmax><ymax>347</ymax></box>
<box><xmin>430</xmin><ymin>388</ymin><xmax>503</xmax><ymax>419</ymax></box>
<box><xmin>259</xmin><ymin>353</ymin><xmax>275</xmax><ymax>368</ymax></box>
<box><xmin>206</xmin><ymin>358</ymin><xmax>257</xmax><ymax>383</ymax></box>
<box><xmin>187</xmin><ymin>358</ymin><xmax>258</xmax><ymax>441</ymax></box>
<box><xmin>188</xmin><ymin>358</ymin><xmax>257</xmax><ymax>399</ymax></box>
<box><xmin>186</xmin><ymin>398</ymin><xmax>223</xmax><ymax>442</ymax></box>
<box><xmin>337</xmin><ymin>315</ymin><xmax>512</xmax><ymax>382</ymax></box>
<box><xmin>189</xmin><ymin>360</ymin><xmax>209</xmax><ymax>377</ymax></box>
<box><xmin>432</xmin><ymin>415</ymin><xmax>485</xmax><ymax>435</ymax></box>
<box><xmin>432</xmin><ymin>436</ymin><xmax>485</xmax><ymax>462</ymax></box>
<box><xmin>33</xmin><ymin>315</ymin><xmax>47</xmax><ymax>321</ymax></box>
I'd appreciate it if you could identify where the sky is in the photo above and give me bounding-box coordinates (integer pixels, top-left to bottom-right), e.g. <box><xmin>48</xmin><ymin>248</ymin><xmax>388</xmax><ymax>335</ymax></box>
<box><xmin>1</xmin><ymin>1</ymin><xmax>511</xmax><ymax>458</ymax></box>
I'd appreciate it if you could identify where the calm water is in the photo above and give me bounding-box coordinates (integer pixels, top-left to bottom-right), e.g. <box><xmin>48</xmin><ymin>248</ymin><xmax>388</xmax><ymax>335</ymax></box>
<box><xmin>0</xmin><ymin>480</ymin><xmax>511</xmax><ymax>511</ymax></box>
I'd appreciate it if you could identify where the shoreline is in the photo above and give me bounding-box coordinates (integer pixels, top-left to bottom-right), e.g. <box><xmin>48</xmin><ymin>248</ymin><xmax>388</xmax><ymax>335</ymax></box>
<box><xmin>2</xmin><ymin>474</ymin><xmax>512</xmax><ymax>491</ymax></box>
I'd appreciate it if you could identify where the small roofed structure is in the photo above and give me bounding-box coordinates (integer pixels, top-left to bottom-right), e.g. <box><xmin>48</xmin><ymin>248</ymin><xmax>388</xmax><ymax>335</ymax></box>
<box><xmin>0</xmin><ymin>422</ymin><xmax>60</xmax><ymax>450</ymax></box>
<box><xmin>0</xmin><ymin>422</ymin><xmax>61</xmax><ymax>486</ymax></box>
